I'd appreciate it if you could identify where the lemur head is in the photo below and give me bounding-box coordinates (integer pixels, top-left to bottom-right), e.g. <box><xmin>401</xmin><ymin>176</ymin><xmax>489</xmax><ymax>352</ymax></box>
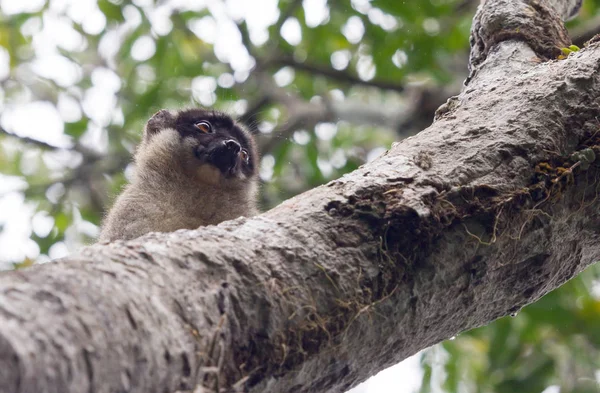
<box><xmin>135</xmin><ymin>108</ymin><xmax>258</xmax><ymax>188</ymax></box>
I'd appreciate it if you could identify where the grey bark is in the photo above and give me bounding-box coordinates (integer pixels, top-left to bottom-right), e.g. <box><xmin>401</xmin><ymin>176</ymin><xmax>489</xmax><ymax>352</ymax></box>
<box><xmin>0</xmin><ymin>0</ymin><xmax>597</xmax><ymax>392</ymax></box>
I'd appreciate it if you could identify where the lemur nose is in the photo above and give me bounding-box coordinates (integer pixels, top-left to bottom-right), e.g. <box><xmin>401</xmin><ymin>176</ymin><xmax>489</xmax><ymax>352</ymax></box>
<box><xmin>223</xmin><ymin>139</ymin><xmax>241</xmax><ymax>153</ymax></box>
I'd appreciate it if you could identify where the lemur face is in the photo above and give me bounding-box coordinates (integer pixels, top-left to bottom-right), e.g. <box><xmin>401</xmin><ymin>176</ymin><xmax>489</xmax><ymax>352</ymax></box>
<box><xmin>144</xmin><ymin>108</ymin><xmax>257</xmax><ymax>180</ymax></box>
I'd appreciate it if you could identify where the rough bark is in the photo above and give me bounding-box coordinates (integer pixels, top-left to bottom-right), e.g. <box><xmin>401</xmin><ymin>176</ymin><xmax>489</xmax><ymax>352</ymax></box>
<box><xmin>0</xmin><ymin>0</ymin><xmax>598</xmax><ymax>392</ymax></box>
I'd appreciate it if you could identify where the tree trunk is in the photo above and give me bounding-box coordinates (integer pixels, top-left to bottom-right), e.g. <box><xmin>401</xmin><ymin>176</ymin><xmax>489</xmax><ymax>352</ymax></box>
<box><xmin>0</xmin><ymin>0</ymin><xmax>597</xmax><ymax>392</ymax></box>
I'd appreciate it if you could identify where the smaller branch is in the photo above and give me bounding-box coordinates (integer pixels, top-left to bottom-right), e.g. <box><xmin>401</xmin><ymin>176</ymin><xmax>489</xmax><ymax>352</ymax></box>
<box><xmin>236</xmin><ymin>21</ymin><xmax>253</xmax><ymax>55</ymax></box>
<box><xmin>233</xmin><ymin>0</ymin><xmax>304</xmax><ymax>134</ymax></box>
<box><xmin>454</xmin><ymin>0</ymin><xmax>478</xmax><ymax>13</ymax></box>
<box><xmin>571</xmin><ymin>15</ymin><xmax>600</xmax><ymax>47</ymax></box>
<box><xmin>236</xmin><ymin>0</ymin><xmax>303</xmax><ymax>57</ymax></box>
<box><xmin>270</xmin><ymin>55</ymin><xmax>405</xmax><ymax>92</ymax></box>
<box><xmin>0</xmin><ymin>124</ymin><xmax>107</xmax><ymax>164</ymax></box>
<box><xmin>2</xmin><ymin>146</ymin><xmax>129</xmax><ymax>218</ymax></box>
<box><xmin>272</xmin><ymin>0</ymin><xmax>304</xmax><ymax>34</ymax></box>
<box><xmin>244</xmin><ymin>71</ymin><xmax>443</xmax><ymax>155</ymax></box>
<box><xmin>0</xmin><ymin>126</ymin><xmax>66</xmax><ymax>150</ymax></box>
<box><xmin>239</xmin><ymin>0</ymin><xmax>303</xmax><ymax>59</ymax></box>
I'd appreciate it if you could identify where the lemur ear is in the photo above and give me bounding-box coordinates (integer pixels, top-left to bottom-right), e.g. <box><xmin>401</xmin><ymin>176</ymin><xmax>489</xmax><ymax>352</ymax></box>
<box><xmin>144</xmin><ymin>109</ymin><xmax>175</xmax><ymax>140</ymax></box>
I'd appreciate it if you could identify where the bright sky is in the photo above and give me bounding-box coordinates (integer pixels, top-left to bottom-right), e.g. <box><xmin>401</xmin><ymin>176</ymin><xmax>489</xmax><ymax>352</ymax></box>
<box><xmin>0</xmin><ymin>0</ymin><xmax>428</xmax><ymax>391</ymax></box>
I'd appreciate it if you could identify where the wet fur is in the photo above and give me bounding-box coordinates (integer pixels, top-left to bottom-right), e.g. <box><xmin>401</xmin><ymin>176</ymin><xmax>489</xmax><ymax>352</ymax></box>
<box><xmin>98</xmin><ymin>110</ymin><xmax>258</xmax><ymax>242</ymax></box>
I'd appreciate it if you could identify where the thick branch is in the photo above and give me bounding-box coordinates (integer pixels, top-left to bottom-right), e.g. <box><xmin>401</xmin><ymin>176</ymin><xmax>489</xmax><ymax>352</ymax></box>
<box><xmin>1</xmin><ymin>42</ymin><xmax>598</xmax><ymax>393</ymax></box>
<box><xmin>0</xmin><ymin>1</ymin><xmax>598</xmax><ymax>393</ymax></box>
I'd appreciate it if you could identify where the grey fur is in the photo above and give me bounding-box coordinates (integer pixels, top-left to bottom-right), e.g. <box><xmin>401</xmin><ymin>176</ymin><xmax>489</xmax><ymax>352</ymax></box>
<box><xmin>98</xmin><ymin>110</ymin><xmax>258</xmax><ymax>242</ymax></box>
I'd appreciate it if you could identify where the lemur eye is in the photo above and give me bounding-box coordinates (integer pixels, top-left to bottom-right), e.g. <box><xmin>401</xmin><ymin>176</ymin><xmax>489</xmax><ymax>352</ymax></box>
<box><xmin>194</xmin><ymin>121</ymin><xmax>212</xmax><ymax>133</ymax></box>
<box><xmin>240</xmin><ymin>150</ymin><xmax>249</xmax><ymax>164</ymax></box>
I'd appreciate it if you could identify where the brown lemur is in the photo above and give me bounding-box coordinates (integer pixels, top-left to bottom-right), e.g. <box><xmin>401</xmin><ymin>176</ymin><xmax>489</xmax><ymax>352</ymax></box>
<box><xmin>98</xmin><ymin>108</ymin><xmax>259</xmax><ymax>242</ymax></box>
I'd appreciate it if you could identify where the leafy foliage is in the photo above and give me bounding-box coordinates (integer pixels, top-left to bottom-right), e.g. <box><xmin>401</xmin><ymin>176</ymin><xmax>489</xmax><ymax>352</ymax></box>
<box><xmin>420</xmin><ymin>264</ymin><xmax>600</xmax><ymax>393</ymax></box>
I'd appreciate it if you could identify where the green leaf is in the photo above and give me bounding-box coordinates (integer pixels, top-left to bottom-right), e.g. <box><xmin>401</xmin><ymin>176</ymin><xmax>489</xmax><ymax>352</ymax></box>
<box><xmin>98</xmin><ymin>0</ymin><xmax>125</xmax><ymax>23</ymax></box>
<box><xmin>64</xmin><ymin>119</ymin><xmax>89</xmax><ymax>138</ymax></box>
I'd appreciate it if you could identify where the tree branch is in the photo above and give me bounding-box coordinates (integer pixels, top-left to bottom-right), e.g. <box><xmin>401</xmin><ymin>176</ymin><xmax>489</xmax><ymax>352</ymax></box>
<box><xmin>272</xmin><ymin>0</ymin><xmax>304</xmax><ymax>36</ymax></box>
<box><xmin>249</xmin><ymin>72</ymin><xmax>414</xmax><ymax>154</ymax></box>
<box><xmin>269</xmin><ymin>55</ymin><xmax>406</xmax><ymax>92</ymax></box>
<box><xmin>0</xmin><ymin>1</ymin><xmax>596</xmax><ymax>393</ymax></box>
<box><xmin>0</xmin><ymin>125</ymin><xmax>67</xmax><ymax>150</ymax></box>
<box><xmin>572</xmin><ymin>15</ymin><xmax>600</xmax><ymax>47</ymax></box>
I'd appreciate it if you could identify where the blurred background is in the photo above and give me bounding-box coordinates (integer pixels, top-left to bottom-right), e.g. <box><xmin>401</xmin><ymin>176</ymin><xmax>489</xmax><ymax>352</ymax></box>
<box><xmin>0</xmin><ymin>0</ymin><xmax>599</xmax><ymax>392</ymax></box>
